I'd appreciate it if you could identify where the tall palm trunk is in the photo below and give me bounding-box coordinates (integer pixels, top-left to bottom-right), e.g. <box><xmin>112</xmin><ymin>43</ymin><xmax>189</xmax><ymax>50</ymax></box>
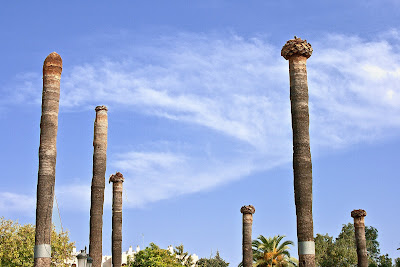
<box><xmin>241</xmin><ymin>205</ymin><xmax>255</xmax><ymax>267</ymax></box>
<box><xmin>281</xmin><ymin>37</ymin><xmax>315</xmax><ymax>267</ymax></box>
<box><xmin>89</xmin><ymin>105</ymin><xmax>108</xmax><ymax>267</ymax></box>
<box><xmin>109</xmin><ymin>172</ymin><xmax>124</xmax><ymax>267</ymax></box>
<box><xmin>351</xmin><ymin>209</ymin><xmax>368</xmax><ymax>267</ymax></box>
<box><xmin>34</xmin><ymin>52</ymin><xmax>62</xmax><ymax>267</ymax></box>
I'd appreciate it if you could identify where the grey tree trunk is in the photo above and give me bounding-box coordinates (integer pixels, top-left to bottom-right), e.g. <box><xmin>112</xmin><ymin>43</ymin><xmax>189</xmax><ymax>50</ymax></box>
<box><xmin>89</xmin><ymin>106</ymin><xmax>108</xmax><ymax>267</ymax></box>
<box><xmin>109</xmin><ymin>172</ymin><xmax>124</xmax><ymax>267</ymax></box>
<box><xmin>351</xmin><ymin>209</ymin><xmax>368</xmax><ymax>267</ymax></box>
<box><xmin>241</xmin><ymin>205</ymin><xmax>255</xmax><ymax>267</ymax></box>
<box><xmin>34</xmin><ymin>52</ymin><xmax>62</xmax><ymax>267</ymax></box>
<box><xmin>281</xmin><ymin>37</ymin><xmax>315</xmax><ymax>267</ymax></box>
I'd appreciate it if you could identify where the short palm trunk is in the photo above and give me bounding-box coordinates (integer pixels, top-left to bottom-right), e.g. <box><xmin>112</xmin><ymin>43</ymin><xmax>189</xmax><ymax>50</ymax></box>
<box><xmin>109</xmin><ymin>172</ymin><xmax>124</xmax><ymax>267</ymax></box>
<box><xmin>241</xmin><ymin>205</ymin><xmax>255</xmax><ymax>267</ymax></box>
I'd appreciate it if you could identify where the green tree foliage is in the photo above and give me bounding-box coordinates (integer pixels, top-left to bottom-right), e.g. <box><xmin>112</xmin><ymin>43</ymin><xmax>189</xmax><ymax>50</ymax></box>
<box><xmin>315</xmin><ymin>223</ymin><xmax>386</xmax><ymax>267</ymax></box>
<box><xmin>394</xmin><ymin>257</ymin><xmax>400</xmax><ymax>267</ymax></box>
<box><xmin>196</xmin><ymin>251</ymin><xmax>229</xmax><ymax>267</ymax></box>
<box><xmin>239</xmin><ymin>235</ymin><xmax>297</xmax><ymax>267</ymax></box>
<box><xmin>376</xmin><ymin>254</ymin><xmax>393</xmax><ymax>267</ymax></box>
<box><xmin>314</xmin><ymin>233</ymin><xmax>333</xmax><ymax>265</ymax></box>
<box><xmin>314</xmin><ymin>232</ymin><xmax>356</xmax><ymax>266</ymax></box>
<box><xmin>0</xmin><ymin>217</ymin><xmax>75</xmax><ymax>266</ymax></box>
<box><xmin>128</xmin><ymin>242</ymin><xmax>181</xmax><ymax>267</ymax></box>
<box><xmin>174</xmin><ymin>244</ymin><xmax>194</xmax><ymax>266</ymax></box>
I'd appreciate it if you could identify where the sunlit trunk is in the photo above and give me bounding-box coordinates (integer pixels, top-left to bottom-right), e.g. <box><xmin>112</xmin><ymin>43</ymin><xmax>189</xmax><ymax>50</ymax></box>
<box><xmin>34</xmin><ymin>52</ymin><xmax>62</xmax><ymax>267</ymax></box>
<box><xmin>241</xmin><ymin>205</ymin><xmax>255</xmax><ymax>267</ymax></box>
<box><xmin>110</xmin><ymin>172</ymin><xmax>124</xmax><ymax>267</ymax></box>
<box><xmin>89</xmin><ymin>105</ymin><xmax>108</xmax><ymax>267</ymax></box>
<box><xmin>351</xmin><ymin>209</ymin><xmax>368</xmax><ymax>267</ymax></box>
<box><xmin>281</xmin><ymin>37</ymin><xmax>315</xmax><ymax>267</ymax></box>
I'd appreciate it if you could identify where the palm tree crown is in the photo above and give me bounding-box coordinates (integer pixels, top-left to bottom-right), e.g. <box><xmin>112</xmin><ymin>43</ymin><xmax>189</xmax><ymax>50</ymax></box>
<box><xmin>239</xmin><ymin>235</ymin><xmax>297</xmax><ymax>267</ymax></box>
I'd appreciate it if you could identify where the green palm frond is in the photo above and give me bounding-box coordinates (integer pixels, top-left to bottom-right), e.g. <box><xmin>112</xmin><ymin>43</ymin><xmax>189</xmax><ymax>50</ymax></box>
<box><xmin>248</xmin><ymin>235</ymin><xmax>297</xmax><ymax>267</ymax></box>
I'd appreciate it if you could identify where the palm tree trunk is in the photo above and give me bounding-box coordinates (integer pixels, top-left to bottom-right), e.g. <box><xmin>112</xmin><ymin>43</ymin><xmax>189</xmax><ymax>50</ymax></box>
<box><xmin>89</xmin><ymin>106</ymin><xmax>108</xmax><ymax>267</ymax></box>
<box><xmin>281</xmin><ymin>37</ymin><xmax>315</xmax><ymax>267</ymax></box>
<box><xmin>351</xmin><ymin>209</ymin><xmax>368</xmax><ymax>267</ymax></box>
<box><xmin>109</xmin><ymin>172</ymin><xmax>124</xmax><ymax>267</ymax></box>
<box><xmin>241</xmin><ymin>205</ymin><xmax>255</xmax><ymax>267</ymax></box>
<box><xmin>34</xmin><ymin>52</ymin><xmax>62</xmax><ymax>267</ymax></box>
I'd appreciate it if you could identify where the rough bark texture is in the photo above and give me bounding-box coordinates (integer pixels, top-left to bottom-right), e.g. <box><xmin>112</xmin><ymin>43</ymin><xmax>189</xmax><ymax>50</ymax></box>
<box><xmin>89</xmin><ymin>105</ymin><xmax>108</xmax><ymax>267</ymax></box>
<box><xmin>351</xmin><ymin>209</ymin><xmax>368</xmax><ymax>267</ymax></box>
<box><xmin>34</xmin><ymin>257</ymin><xmax>51</xmax><ymax>267</ymax></box>
<box><xmin>110</xmin><ymin>172</ymin><xmax>124</xmax><ymax>267</ymax></box>
<box><xmin>281</xmin><ymin>37</ymin><xmax>315</xmax><ymax>267</ymax></box>
<box><xmin>299</xmin><ymin>255</ymin><xmax>315</xmax><ymax>267</ymax></box>
<box><xmin>34</xmin><ymin>52</ymin><xmax>62</xmax><ymax>267</ymax></box>
<box><xmin>241</xmin><ymin>205</ymin><xmax>255</xmax><ymax>267</ymax></box>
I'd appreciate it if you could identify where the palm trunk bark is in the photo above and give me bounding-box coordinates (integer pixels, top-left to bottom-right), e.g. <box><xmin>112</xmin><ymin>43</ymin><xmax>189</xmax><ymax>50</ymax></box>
<box><xmin>241</xmin><ymin>205</ymin><xmax>255</xmax><ymax>267</ymax></box>
<box><xmin>351</xmin><ymin>209</ymin><xmax>368</xmax><ymax>267</ymax></box>
<box><xmin>109</xmin><ymin>172</ymin><xmax>124</xmax><ymax>267</ymax></box>
<box><xmin>281</xmin><ymin>37</ymin><xmax>315</xmax><ymax>267</ymax></box>
<box><xmin>34</xmin><ymin>52</ymin><xmax>62</xmax><ymax>267</ymax></box>
<box><xmin>89</xmin><ymin>105</ymin><xmax>108</xmax><ymax>267</ymax></box>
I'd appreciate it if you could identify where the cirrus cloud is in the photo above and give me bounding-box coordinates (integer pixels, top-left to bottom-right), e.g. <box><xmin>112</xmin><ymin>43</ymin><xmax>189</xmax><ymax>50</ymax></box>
<box><xmin>4</xmin><ymin>30</ymin><xmax>400</xmax><ymax>209</ymax></box>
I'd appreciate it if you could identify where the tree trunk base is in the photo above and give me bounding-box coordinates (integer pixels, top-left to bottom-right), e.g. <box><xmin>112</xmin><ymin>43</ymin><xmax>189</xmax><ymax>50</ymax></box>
<box><xmin>299</xmin><ymin>254</ymin><xmax>315</xmax><ymax>267</ymax></box>
<box><xmin>34</xmin><ymin>257</ymin><xmax>51</xmax><ymax>267</ymax></box>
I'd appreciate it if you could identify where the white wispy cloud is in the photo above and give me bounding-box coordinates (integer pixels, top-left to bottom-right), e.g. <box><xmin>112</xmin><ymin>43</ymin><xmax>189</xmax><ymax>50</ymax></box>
<box><xmin>53</xmin><ymin>182</ymin><xmax>115</xmax><ymax>212</ymax></box>
<box><xmin>309</xmin><ymin>33</ymin><xmax>400</xmax><ymax>147</ymax></box>
<box><xmin>112</xmin><ymin>150</ymin><xmax>263</xmax><ymax>207</ymax></box>
<box><xmin>55</xmin><ymin>34</ymin><xmax>291</xmax><ymax>149</ymax></box>
<box><xmin>114</xmin><ymin>152</ymin><xmax>187</xmax><ymax>173</ymax></box>
<box><xmin>0</xmin><ymin>192</ymin><xmax>36</xmax><ymax>215</ymax></box>
<box><xmin>5</xmin><ymin>30</ymin><xmax>400</xmax><ymax>208</ymax></box>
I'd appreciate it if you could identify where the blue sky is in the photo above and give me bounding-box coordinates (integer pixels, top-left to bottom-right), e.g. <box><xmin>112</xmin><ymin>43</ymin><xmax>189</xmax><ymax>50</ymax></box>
<box><xmin>1</xmin><ymin>1</ymin><xmax>399</xmax><ymax>265</ymax></box>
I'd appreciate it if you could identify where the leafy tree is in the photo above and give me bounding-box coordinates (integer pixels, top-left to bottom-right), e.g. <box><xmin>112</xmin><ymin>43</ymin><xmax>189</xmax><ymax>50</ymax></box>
<box><xmin>128</xmin><ymin>242</ymin><xmax>181</xmax><ymax>267</ymax></box>
<box><xmin>0</xmin><ymin>217</ymin><xmax>75</xmax><ymax>266</ymax></box>
<box><xmin>338</xmin><ymin>223</ymin><xmax>380</xmax><ymax>264</ymax></box>
<box><xmin>239</xmin><ymin>235</ymin><xmax>297</xmax><ymax>267</ymax></box>
<box><xmin>174</xmin><ymin>244</ymin><xmax>194</xmax><ymax>266</ymax></box>
<box><xmin>377</xmin><ymin>254</ymin><xmax>393</xmax><ymax>267</ymax></box>
<box><xmin>314</xmin><ymin>233</ymin><xmax>335</xmax><ymax>266</ymax></box>
<box><xmin>315</xmin><ymin>231</ymin><xmax>357</xmax><ymax>266</ymax></box>
<box><xmin>197</xmin><ymin>251</ymin><xmax>229</xmax><ymax>267</ymax></box>
<box><xmin>394</xmin><ymin>257</ymin><xmax>400</xmax><ymax>267</ymax></box>
<box><xmin>315</xmin><ymin>223</ymin><xmax>383</xmax><ymax>266</ymax></box>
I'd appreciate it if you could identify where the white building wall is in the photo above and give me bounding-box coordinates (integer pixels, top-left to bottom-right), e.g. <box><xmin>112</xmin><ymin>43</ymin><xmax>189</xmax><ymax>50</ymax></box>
<box><xmin>67</xmin><ymin>245</ymin><xmax>197</xmax><ymax>267</ymax></box>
